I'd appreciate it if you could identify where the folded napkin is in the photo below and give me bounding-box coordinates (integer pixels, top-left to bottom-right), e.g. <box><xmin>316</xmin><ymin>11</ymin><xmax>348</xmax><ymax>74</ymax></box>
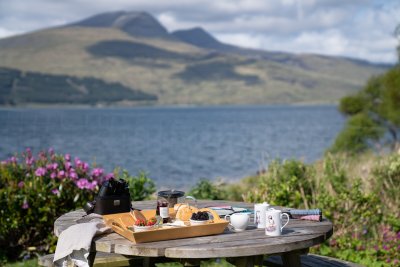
<box><xmin>287</xmin><ymin>209</ymin><xmax>322</xmax><ymax>222</ymax></box>
<box><xmin>53</xmin><ymin>213</ymin><xmax>112</xmax><ymax>267</ymax></box>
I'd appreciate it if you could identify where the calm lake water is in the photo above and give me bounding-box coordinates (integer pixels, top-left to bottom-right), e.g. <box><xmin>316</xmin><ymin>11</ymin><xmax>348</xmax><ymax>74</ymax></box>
<box><xmin>0</xmin><ymin>105</ymin><xmax>345</xmax><ymax>189</ymax></box>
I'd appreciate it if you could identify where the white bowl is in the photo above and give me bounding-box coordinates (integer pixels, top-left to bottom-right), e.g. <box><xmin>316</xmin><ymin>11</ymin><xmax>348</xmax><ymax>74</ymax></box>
<box><xmin>133</xmin><ymin>225</ymin><xmax>155</xmax><ymax>232</ymax></box>
<box><xmin>190</xmin><ymin>219</ymin><xmax>209</xmax><ymax>226</ymax></box>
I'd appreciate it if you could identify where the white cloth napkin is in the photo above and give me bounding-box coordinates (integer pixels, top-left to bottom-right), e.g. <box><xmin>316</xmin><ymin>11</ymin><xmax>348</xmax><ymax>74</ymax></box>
<box><xmin>53</xmin><ymin>213</ymin><xmax>111</xmax><ymax>267</ymax></box>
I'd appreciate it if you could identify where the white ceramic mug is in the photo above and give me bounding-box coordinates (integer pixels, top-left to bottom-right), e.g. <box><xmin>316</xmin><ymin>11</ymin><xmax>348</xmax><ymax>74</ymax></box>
<box><xmin>254</xmin><ymin>202</ymin><xmax>271</xmax><ymax>228</ymax></box>
<box><xmin>265</xmin><ymin>209</ymin><xmax>290</xmax><ymax>236</ymax></box>
<box><xmin>224</xmin><ymin>213</ymin><xmax>250</xmax><ymax>232</ymax></box>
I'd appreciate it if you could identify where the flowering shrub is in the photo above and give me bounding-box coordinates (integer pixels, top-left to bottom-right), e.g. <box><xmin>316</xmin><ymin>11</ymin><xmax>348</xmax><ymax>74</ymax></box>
<box><xmin>0</xmin><ymin>148</ymin><xmax>154</xmax><ymax>261</ymax></box>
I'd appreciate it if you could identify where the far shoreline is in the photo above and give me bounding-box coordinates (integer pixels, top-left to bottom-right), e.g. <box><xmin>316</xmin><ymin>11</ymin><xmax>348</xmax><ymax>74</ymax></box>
<box><xmin>0</xmin><ymin>101</ymin><xmax>339</xmax><ymax>110</ymax></box>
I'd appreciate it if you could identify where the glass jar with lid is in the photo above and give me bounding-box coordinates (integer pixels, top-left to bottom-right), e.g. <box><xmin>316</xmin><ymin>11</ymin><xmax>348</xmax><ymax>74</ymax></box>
<box><xmin>156</xmin><ymin>190</ymin><xmax>185</xmax><ymax>223</ymax></box>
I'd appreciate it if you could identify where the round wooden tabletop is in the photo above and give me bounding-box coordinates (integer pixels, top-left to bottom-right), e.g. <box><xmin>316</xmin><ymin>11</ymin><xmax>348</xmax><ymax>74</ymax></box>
<box><xmin>54</xmin><ymin>200</ymin><xmax>333</xmax><ymax>259</ymax></box>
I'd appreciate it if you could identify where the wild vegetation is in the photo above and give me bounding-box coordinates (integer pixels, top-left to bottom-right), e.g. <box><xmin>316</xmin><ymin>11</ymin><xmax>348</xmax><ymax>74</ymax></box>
<box><xmin>189</xmin><ymin>152</ymin><xmax>400</xmax><ymax>267</ymax></box>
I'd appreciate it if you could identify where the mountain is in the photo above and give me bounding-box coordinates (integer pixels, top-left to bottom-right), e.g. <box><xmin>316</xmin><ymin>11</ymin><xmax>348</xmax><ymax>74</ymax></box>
<box><xmin>70</xmin><ymin>11</ymin><xmax>171</xmax><ymax>39</ymax></box>
<box><xmin>0</xmin><ymin>11</ymin><xmax>389</xmax><ymax>106</ymax></box>
<box><xmin>172</xmin><ymin>27</ymin><xmax>235</xmax><ymax>51</ymax></box>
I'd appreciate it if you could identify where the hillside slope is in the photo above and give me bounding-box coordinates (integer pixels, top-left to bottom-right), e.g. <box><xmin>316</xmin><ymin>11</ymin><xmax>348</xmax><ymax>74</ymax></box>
<box><xmin>0</xmin><ymin>67</ymin><xmax>157</xmax><ymax>105</ymax></box>
<box><xmin>0</xmin><ymin>11</ymin><xmax>388</xmax><ymax>106</ymax></box>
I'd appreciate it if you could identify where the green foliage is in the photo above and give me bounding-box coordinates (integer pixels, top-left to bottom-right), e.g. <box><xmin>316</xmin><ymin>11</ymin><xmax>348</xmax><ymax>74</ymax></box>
<box><xmin>243</xmin><ymin>159</ymin><xmax>315</xmax><ymax>208</ymax></box>
<box><xmin>331</xmin><ymin>66</ymin><xmax>400</xmax><ymax>153</ymax></box>
<box><xmin>120</xmin><ymin>170</ymin><xmax>156</xmax><ymax>201</ymax></box>
<box><xmin>329</xmin><ymin>113</ymin><xmax>383</xmax><ymax>154</ymax></box>
<box><xmin>339</xmin><ymin>95</ymin><xmax>366</xmax><ymax>115</ymax></box>
<box><xmin>188</xmin><ymin>179</ymin><xmax>225</xmax><ymax>200</ymax></box>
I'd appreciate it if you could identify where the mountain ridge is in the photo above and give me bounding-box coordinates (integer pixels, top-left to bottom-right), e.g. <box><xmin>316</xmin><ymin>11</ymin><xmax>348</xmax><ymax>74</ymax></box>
<box><xmin>70</xmin><ymin>11</ymin><xmax>172</xmax><ymax>39</ymax></box>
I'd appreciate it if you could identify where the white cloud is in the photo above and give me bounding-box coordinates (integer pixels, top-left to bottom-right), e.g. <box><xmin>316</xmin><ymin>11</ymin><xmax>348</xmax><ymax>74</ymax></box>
<box><xmin>215</xmin><ymin>33</ymin><xmax>264</xmax><ymax>49</ymax></box>
<box><xmin>0</xmin><ymin>28</ymin><xmax>20</xmax><ymax>39</ymax></box>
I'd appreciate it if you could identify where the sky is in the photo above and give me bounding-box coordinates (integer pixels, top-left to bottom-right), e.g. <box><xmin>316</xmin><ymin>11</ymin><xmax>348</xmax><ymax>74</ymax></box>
<box><xmin>0</xmin><ymin>0</ymin><xmax>399</xmax><ymax>63</ymax></box>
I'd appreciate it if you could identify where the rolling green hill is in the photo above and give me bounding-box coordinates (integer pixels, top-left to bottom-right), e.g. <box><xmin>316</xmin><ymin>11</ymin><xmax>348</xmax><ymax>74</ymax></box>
<box><xmin>0</xmin><ymin>11</ymin><xmax>389</xmax><ymax>106</ymax></box>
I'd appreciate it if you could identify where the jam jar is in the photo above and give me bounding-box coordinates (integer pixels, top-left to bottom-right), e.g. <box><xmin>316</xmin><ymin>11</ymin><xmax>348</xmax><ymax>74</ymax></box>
<box><xmin>156</xmin><ymin>190</ymin><xmax>185</xmax><ymax>223</ymax></box>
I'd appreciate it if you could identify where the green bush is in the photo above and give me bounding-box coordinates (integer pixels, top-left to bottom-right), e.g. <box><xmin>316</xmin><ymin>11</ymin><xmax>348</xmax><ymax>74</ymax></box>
<box><xmin>118</xmin><ymin>170</ymin><xmax>156</xmax><ymax>201</ymax></box>
<box><xmin>188</xmin><ymin>179</ymin><xmax>225</xmax><ymax>200</ymax></box>
<box><xmin>243</xmin><ymin>159</ymin><xmax>315</xmax><ymax>209</ymax></box>
<box><xmin>0</xmin><ymin>148</ymin><xmax>155</xmax><ymax>262</ymax></box>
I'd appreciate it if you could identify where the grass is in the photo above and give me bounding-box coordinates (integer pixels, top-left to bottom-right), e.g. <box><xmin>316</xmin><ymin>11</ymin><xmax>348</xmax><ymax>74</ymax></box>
<box><xmin>4</xmin><ymin>259</ymin><xmax>39</xmax><ymax>267</ymax></box>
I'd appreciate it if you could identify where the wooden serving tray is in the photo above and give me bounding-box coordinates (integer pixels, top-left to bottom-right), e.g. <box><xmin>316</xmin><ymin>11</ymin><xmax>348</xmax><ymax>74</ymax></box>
<box><xmin>103</xmin><ymin>208</ymin><xmax>229</xmax><ymax>244</ymax></box>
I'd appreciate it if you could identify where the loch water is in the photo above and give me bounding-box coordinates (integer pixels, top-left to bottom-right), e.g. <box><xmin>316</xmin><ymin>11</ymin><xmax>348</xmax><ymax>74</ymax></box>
<box><xmin>0</xmin><ymin>105</ymin><xmax>345</xmax><ymax>189</ymax></box>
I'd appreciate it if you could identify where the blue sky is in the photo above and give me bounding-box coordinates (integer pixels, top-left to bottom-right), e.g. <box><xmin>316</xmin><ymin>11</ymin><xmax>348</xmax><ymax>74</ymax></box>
<box><xmin>0</xmin><ymin>0</ymin><xmax>399</xmax><ymax>63</ymax></box>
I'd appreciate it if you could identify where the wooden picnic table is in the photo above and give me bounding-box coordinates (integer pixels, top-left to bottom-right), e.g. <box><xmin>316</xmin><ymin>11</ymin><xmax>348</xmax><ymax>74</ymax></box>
<box><xmin>54</xmin><ymin>200</ymin><xmax>333</xmax><ymax>267</ymax></box>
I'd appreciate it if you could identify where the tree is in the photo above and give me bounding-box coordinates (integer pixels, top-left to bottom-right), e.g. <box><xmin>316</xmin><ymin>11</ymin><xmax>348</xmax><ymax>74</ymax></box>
<box><xmin>330</xmin><ymin>24</ymin><xmax>400</xmax><ymax>154</ymax></box>
<box><xmin>330</xmin><ymin>68</ymin><xmax>400</xmax><ymax>154</ymax></box>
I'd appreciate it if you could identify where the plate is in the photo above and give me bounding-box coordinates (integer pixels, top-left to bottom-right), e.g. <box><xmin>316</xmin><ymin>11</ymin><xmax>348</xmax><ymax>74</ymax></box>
<box><xmin>208</xmin><ymin>206</ymin><xmax>253</xmax><ymax>217</ymax></box>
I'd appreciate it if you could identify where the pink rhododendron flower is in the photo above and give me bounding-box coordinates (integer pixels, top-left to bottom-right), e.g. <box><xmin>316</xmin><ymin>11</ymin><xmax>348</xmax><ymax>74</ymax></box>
<box><xmin>64</xmin><ymin>161</ymin><xmax>71</xmax><ymax>170</ymax></box>
<box><xmin>82</xmin><ymin>162</ymin><xmax>89</xmax><ymax>172</ymax></box>
<box><xmin>65</xmin><ymin>154</ymin><xmax>71</xmax><ymax>161</ymax></box>
<box><xmin>76</xmin><ymin>178</ymin><xmax>89</xmax><ymax>189</ymax></box>
<box><xmin>35</xmin><ymin>167</ymin><xmax>47</xmax><ymax>177</ymax></box>
<box><xmin>75</xmin><ymin>157</ymin><xmax>82</xmax><ymax>167</ymax></box>
<box><xmin>57</xmin><ymin>170</ymin><xmax>65</xmax><ymax>179</ymax></box>
<box><xmin>26</xmin><ymin>148</ymin><xmax>32</xmax><ymax>157</ymax></box>
<box><xmin>105</xmin><ymin>173</ymin><xmax>114</xmax><ymax>181</ymax></box>
<box><xmin>91</xmin><ymin>168</ymin><xmax>104</xmax><ymax>177</ymax></box>
<box><xmin>75</xmin><ymin>179</ymin><xmax>97</xmax><ymax>190</ymax></box>
<box><xmin>10</xmin><ymin>156</ymin><xmax>17</xmax><ymax>164</ymax></box>
<box><xmin>22</xmin><ymin>200</ymin><xmax>29</xmax><ymax>209</ymax></box>
<box><xmin>18</xmin><ymin>181</ymin><xmax>24</xmax><ymax>188</ymax></box>
<box><xmin>46</xmin><ymin>164</ymin><xmax>53</xmax><ymax>170</ymax></box>
<box><xmin>87</xmin><ymin>180</ymin><xmax>98</xmax><ymax>191</ymax></box>
<box><xmin>26</xmin><ymin>157</ymin><xmax>35</xmax><ymax>166</ymax></box>
<box><xmin>39</xmin><ymin>151</ymin><xmax>46</xmax><ymax>160</ymax></box>
<box><xmin>69</xmin><ymin>170</ymin><xmax>78</xmax><ymax>180</ymax></box>
<box><xmin>50</xmin><ymin>172</ymin><xmax>57</xmax><ymax>179</ymax></box>
<box><xmin>48</xmin><ymin>147</ymin><xmax>54</xmax><ymax>155</ymax></box>
<box><xmin>51</xmin><ymin>188</ymin><xmax>60</xmax><ymax>195</ymax></box>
